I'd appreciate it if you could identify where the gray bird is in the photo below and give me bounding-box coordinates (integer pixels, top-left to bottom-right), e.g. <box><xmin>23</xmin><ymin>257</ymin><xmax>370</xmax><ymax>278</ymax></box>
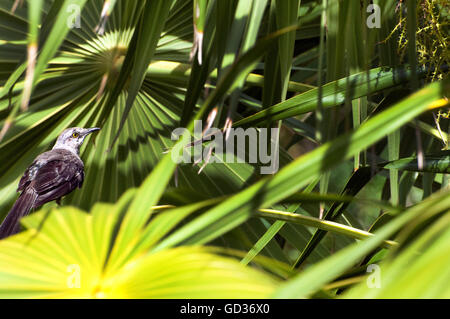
<box><xmin>0</xmin><ymin>127</ymin><xmax>100</xmax><ymax>239</ymax></box>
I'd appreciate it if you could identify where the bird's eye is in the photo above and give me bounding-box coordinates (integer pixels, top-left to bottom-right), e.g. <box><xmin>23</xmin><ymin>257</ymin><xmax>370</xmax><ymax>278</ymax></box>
<box><xmin>72</xmin><ymin>132</ymin><xmax>79</xmax><ymax>138</ymax></box>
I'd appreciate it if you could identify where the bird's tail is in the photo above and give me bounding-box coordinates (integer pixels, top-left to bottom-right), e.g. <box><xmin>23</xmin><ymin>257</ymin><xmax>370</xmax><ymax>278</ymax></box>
<box><xmin>0</xmin><ymin>188</ymin><xmax>37</xmax><ymax>239</ymax></box>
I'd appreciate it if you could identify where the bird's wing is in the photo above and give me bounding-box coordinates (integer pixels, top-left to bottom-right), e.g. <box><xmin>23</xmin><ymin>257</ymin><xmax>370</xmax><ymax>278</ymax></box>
<box><xmin>29</xmin><ymin>152</ymin><xmax>84</xmax><ymax>207</ymax></box>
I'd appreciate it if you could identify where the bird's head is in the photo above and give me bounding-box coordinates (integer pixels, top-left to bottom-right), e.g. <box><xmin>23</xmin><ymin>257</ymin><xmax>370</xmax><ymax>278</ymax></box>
<box><xmin>53</xmin><ymin>127</ymin><xmax>100</xmax><ymax>154</ymax></box>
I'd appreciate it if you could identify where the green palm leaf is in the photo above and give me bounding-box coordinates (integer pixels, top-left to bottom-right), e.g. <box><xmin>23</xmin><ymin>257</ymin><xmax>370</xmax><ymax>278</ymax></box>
<box><xmin>0</xmin><ymin>195</ymin><xmax>277</xmax><ymax>298</ymax></box>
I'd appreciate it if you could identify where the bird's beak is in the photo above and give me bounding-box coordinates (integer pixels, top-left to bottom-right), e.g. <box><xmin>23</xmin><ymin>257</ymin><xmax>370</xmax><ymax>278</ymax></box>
<box><xmin>84</xmin><ymin>127</ymin><xmax>100</xmax><ymax>136</ymax></box>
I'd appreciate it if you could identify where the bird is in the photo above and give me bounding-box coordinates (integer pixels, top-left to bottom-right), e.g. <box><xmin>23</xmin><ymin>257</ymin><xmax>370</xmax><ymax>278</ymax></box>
<box><xmin>0</xmin><ymin>127</ymin><xmax>100</xmax><ymax>239</ymax></box>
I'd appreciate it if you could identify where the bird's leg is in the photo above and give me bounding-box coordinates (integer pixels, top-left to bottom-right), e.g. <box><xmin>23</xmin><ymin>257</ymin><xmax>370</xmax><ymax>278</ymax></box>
<box><xmin>56</xmin><ymin>198</ymin><xmax>62</xmax><ymax>206</ymax></box>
